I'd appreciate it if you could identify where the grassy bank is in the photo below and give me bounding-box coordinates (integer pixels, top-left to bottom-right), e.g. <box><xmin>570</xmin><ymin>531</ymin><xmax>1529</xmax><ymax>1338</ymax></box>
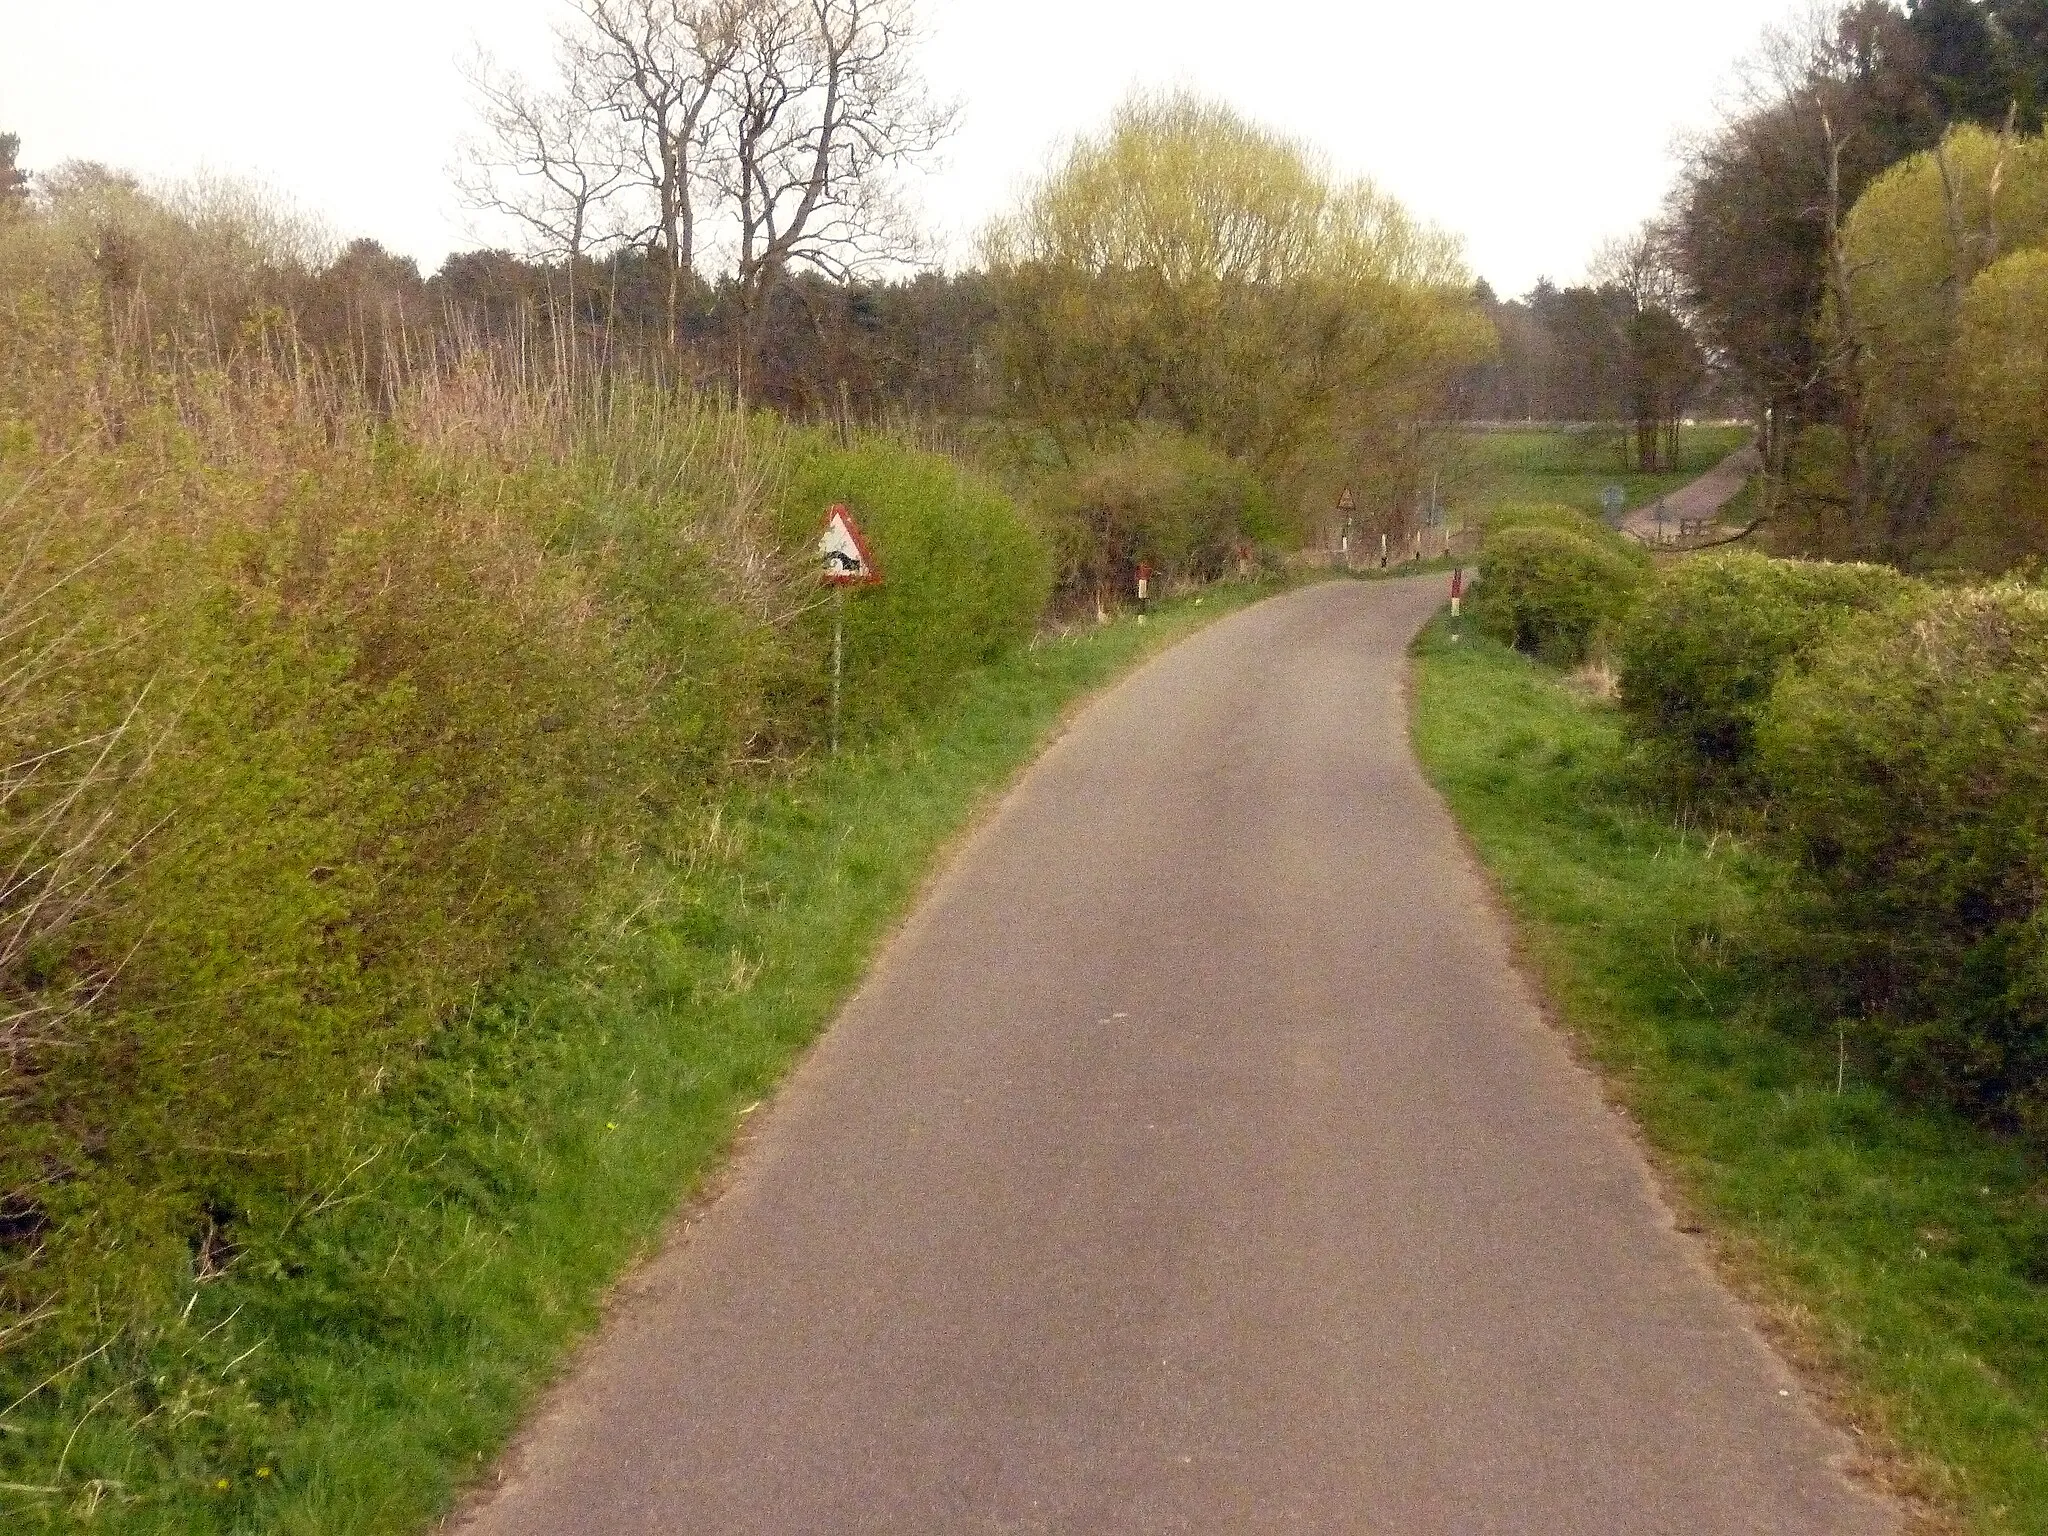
<box><xmin>1410</xmin><ymin>619</ymin><xmax>2048</xmax><ymax>1535</ymax></box>
<box><xmin>5</xmin><ymin>583</ymin><xmax>1278</xmax><ymax>1531</ymax></box>
<box><xmin>1448</xmin><ymin>425</ymin><xmax>1751</xmax><ymax>525</ymax></box>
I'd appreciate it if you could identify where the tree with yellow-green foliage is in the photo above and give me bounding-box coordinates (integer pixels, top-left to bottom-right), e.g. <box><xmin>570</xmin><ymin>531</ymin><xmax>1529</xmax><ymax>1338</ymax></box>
<box><xmin>1953</xmin><ymin>246</ymin><xmax>2048</xmax><ymax>558</ymax></box>
<box><xmin>980</xmin><ymin>91</ymin><xmax>1492</xmax><ymax>542</ymax></box>
<box><xmin>1828</xmin><ymin>122</ymin><xmax>2048</xmax><ymax>564</ymax></box>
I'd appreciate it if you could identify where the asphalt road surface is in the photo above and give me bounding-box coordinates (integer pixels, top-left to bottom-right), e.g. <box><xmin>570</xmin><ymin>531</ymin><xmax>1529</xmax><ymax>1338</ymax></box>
<box><xmin>458</xmin><ymin>578</ymin><xmax>1896</xmax><ymax>1535</ymax></box>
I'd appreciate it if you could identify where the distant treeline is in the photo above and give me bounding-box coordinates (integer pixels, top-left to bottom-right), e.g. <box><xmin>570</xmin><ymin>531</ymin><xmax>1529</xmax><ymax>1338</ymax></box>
<box><xmin>1450</xmin><ymin>276</ymin><xmax>1739</xmax><ymax>471</ymax></box>
<box><xmin>288</xmin><ymin>241</ymin><xmax>1003</xmax><ymax>422</ymax></box>
<box><xmin>1458</xmin><ymin>0</ymin><xmax>2048</xmax><ymax>559</ymax></box>
<box><xmin>0</xmin><ymin>139</ymin><xmax>998</xmax><ymax>420</ymax></box>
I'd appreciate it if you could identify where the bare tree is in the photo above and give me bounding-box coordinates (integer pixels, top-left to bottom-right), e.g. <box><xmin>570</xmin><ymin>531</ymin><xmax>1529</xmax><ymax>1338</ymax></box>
<box><xmin>566</xmin><ymin>0</ymin><xmax>746</xmax><ymax>342</ymax></box>
<box><xmin>717</xmin><ymin>0</ymin><xmax>955</xmax><ymax>389</ymax></box>
<box><xmin>458</xmin><ymin>51</ymin><xmax>631</xmax><ymax>326</ymax></box>
<box><xmin>463</xmin><ymin>0</ymin><xmax>952</xmax><ymax>373</ymax></box>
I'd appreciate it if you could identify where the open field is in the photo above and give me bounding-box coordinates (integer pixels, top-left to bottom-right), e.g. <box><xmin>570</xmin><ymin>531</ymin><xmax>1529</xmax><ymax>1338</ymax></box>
<box><xmin>1411</xmin><ymin>619</ymin><xmax>2048</xmax><ymax>1535</ymax></box>
<box><xmin>1446</xmin><ymin>424</ymin><xmax>1754</xmax><ymax>527</ymax></box>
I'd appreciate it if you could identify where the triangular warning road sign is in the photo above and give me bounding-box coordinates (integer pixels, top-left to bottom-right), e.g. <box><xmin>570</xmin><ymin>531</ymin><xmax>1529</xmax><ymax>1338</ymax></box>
<box><xmin>820</xmin><ymin>503</ymin><xmax>881</xmax><ymax>586</ymax></box>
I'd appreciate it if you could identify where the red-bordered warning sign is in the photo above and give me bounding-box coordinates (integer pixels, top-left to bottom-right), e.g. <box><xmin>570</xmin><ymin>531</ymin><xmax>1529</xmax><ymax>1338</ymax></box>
<box><xmin>819</xmin><ymin>503</ymin><xmax>882</xmax><ymax>586</ymax></box>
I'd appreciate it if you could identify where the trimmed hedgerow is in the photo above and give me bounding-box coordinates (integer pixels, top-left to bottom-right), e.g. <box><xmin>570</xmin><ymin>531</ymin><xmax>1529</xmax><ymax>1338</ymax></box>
<box><xmin>1616</xmin><ymin>551</ymin><xmax>1920</xmax><ymax>796</ymax></box>
<box><xmin>782</xmin><ymin>437</ymin><xmax>1054</xmax><ymax>741</ymax></box>
<box><xmin>1758</xmin><ymin>581</ymin><xmax>2048</xmax><ymax>1135</ymax></box>
<box><xmin>1482</xmin><ymin>501</ymin><xmax>1629</xmax><ymax>548</ymax></box>
<box><xmin>1471</xmin><ymin>523</ymin><xmax>1647</xmax><ymax>666</ymax></box>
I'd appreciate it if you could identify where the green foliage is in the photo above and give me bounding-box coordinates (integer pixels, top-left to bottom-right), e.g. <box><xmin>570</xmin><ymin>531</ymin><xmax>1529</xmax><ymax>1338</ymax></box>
<box><xmin>0</xmin><ymin>355</ymin><xmax>748</xmax><ymax>1411</ymax></box>
<box><xmin>1471</xmin><ymin>522</ymin><xmax>1646</xmax><ymax>666</ymax></box>
<box><xmin>783</xmin><ymin>436</ymin><xmax>1053</xmax><ymax>740</ymax></box>
<box><xmin>1484</xmin><ymin>500</ymin><xmax>1639</xmax><ymax>550</ymax></box>
<box><xmin>1616</xmin><ymin>551</ymin><xmax>1919</xmax><ymax>794</ymax></box>
<box><xmin>1841</xmin><ymin>125</ymin><xmax>2048</xmax><ymax>445</ymax></box>
<box><xmin>1951</xmin><ymin>247</ymin><xmax>2048</xmax><ymax>562</ymax></box>
<box><xmin>0</xmin><ymin>284</ymin><xmax>1058</xmax><ymax>1521</ymax></box>
<box><xmin>1025</xmin><ymin>428</ymin><xmax>1274</xmax><ymax>606</ymax></box>
<box><xmin>1758</xmin><ymin>582</ymin><xmax>2048</xmax><ymax>1134</ymax></box>
<box><xmin>1815</xmin><ymin>123</ymin><xmax>2048</xmax><ymax>567</ymax></box>
<box><xmin>0</xmin><ymin>133</ymin><xmax>27</xmax><ymax>209</ymax></box>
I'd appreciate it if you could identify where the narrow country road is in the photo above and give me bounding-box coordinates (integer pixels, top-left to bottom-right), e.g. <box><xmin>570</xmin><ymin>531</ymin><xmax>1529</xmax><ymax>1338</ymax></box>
<box><xmin>457</xmin><ymin>579</ymin><xmax>1895</xmax><ymax>1535</ymax></box>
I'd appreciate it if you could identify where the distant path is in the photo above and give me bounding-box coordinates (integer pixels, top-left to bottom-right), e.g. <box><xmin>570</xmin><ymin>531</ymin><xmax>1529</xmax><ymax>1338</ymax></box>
<box><xmin>1621</xmin><ymin>441</ymin><xmax>1762</xmax><ymax>544</ymax></box>
<box><xmin>457</xmin><ymin>578</ymin><xmax>1892</xmax><ymax>1534</ymax></box>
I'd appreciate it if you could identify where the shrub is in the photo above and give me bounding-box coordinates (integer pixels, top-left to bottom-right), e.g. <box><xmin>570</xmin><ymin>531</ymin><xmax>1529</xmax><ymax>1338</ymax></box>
<box><xmin>0</xmin><ymin>361</ymin><xmax>688</xmax><ymax>1359</ymax></box>
<box><xmin>0</xmin><ymin>288</ymin><xmax>1055</xmax><ymax>1472</ymax></box>
<box><xmin>783</xmin><ymin>436</ymin><xmax>1053</xmax><ymax>742</ymax></box>
<box><xmin>1757</xmin><ymin>582</ymin><xmax>2048</xmax><ymax>1133</ymax></box>
<box><xmin>1616</xmin><ymin>551</ymin><xmax>1919</xmax><ymax>794</ymax></box>
<box><xmin>1471</xmin><ymin>524</ymin><xmax>1646</xmax><ymax>666</ymax></box>
<box><xmin>1029</xmin><ymin>428</ymin><xmax>1276</xmax><ymax>608</ymax></box>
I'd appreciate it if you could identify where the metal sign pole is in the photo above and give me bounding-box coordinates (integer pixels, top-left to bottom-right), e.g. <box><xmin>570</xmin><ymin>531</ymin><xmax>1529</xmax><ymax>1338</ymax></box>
<box><xmin>831</xmin><ymin>586</ymin><xmax>845</xmax><ymax>757</ymax></box>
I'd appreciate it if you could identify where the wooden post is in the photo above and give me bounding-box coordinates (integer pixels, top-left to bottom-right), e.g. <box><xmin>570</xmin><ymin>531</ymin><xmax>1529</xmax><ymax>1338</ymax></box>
<box><xmin>831</xmin><ymin>586</ymin><xmax>845</xmax><ymax>757</ymax></box>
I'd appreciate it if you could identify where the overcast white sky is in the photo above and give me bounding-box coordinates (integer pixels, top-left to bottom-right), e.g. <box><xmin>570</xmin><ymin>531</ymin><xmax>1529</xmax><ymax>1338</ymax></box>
<box><xmin>3</xmin><ymin>1</ymin><xmax>1799</xmax><ymax>298</ymax></box>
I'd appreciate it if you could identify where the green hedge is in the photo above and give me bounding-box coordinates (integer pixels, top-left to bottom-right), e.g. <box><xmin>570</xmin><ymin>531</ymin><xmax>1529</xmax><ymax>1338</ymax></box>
<box><xmin>1758</xmin><ymin>582</ymin><xmax>2048</xmax><ymax>1133</ymax></box>
<box><xmin>784</xmin><ymin>437</ymin><xmax>1054</xmax><ymax>741</ymax></box>
<box><xmin>0</xmin><ymin>297</ymin><xmax>1055</xmax><ymax>1459</ymax></box>
<box><xmin>1</xmin><ymin>402</ymin><xmax>665</xmax><ymax>1347</ymax></box>
<box><xmin>1027</xmin><ymin>428</ymin><xmax>1276</xmax><ymax>607</ymax></box>
<box><xmin>1616</xmin><ymin>551</ymin><xmax>1919</xmax><ymax>794</ymax></box>
<box><xmin>1471</xmin><ymin>524</ymin><xmax>1647</xmax><ymax>666</ymax></box>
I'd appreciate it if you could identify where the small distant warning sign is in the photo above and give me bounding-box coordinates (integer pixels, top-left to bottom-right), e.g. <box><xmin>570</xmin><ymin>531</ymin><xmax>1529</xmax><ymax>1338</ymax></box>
<box><xmin>819</xmin><ymin>503</ymin><xmax>881</xmax><ymax>586</ymax></box>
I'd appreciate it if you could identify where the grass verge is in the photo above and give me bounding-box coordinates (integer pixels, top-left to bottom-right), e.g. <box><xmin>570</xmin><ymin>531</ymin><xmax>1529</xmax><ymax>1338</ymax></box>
<box><xmin>1409</xmin><ymin>617</ymin><xmax>2048</xmax><ymax>1536</ymax></box>
<box><xmin>16</xmin><ymin>582</ymin><xmax>1286</xmax><ymax>1534</ymax></box>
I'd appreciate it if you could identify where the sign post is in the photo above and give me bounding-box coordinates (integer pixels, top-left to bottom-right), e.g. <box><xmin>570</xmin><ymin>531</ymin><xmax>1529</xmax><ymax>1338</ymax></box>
<box><xmin>1337</xmin><ymin>486</ymin><xmax>1356</xmax><ymax>569</ymax></box>
<box><xmin>818</xmin><ymin>503</ymin><xmax>882</xmax><ymax>756</ymax></box>
<box><xmin>832</xmin><ymin>587</ymin><xmax>845</xmax><ymax>755</ymax></box>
